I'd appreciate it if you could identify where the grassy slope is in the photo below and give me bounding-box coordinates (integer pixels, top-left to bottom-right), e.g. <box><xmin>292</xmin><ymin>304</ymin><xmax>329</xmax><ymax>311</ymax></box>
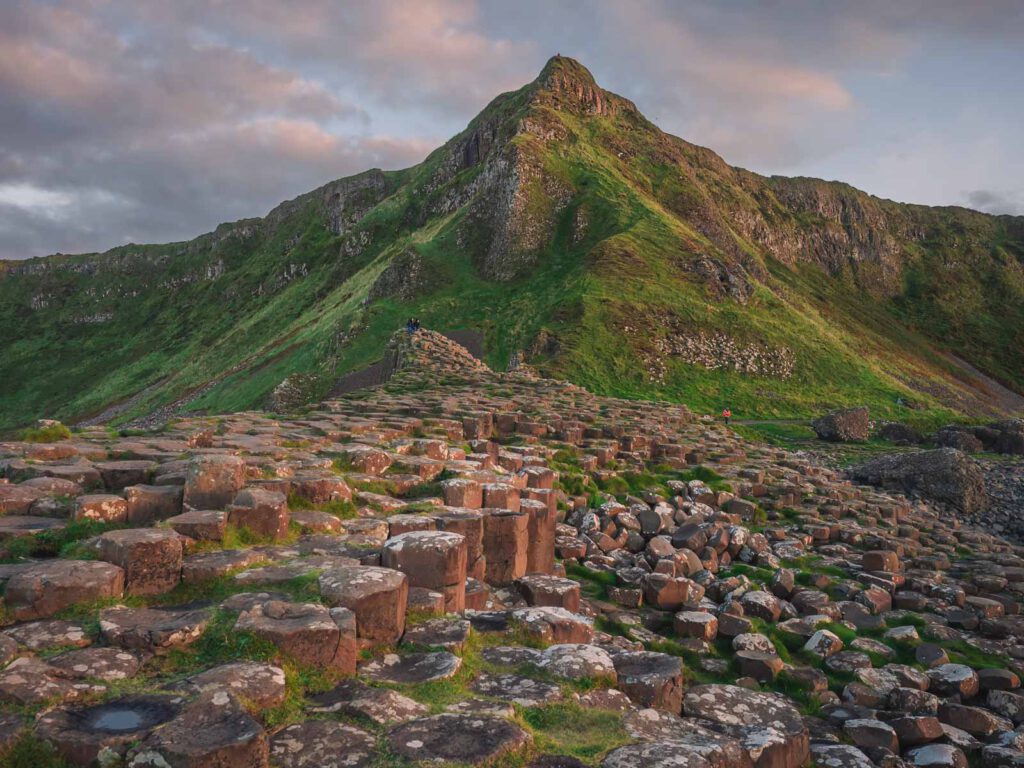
<box><xmin>0</xmin><ymin>59</ymin><xmax>1021</xmax><ymax>432</ymax></box>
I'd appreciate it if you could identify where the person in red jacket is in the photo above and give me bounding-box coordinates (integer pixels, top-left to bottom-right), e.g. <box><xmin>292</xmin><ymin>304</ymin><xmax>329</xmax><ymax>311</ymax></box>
<box><xmin>722</xmin><ymin>408</ymin><xmax>732</xmax><ymax>425</ymax></box>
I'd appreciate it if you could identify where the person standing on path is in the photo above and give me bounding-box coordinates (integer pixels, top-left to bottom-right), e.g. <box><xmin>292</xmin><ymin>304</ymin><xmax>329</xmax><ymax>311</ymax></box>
<box><xmin>722</xmin><ymin>408</ymin><xmax>732</xmax><ymax>425</ymax></box>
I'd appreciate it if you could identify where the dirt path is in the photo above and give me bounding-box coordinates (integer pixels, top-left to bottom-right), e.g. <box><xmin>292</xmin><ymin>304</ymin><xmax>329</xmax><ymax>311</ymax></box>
<box><xmin>942</xmin><ymin>352</ymin><xmax>1024</xmax><ymax>416</ymax></box>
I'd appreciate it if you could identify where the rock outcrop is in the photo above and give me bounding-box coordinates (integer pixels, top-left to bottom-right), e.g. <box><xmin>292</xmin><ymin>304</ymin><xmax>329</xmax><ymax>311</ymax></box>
<box><xmin>849</xmin><ymin>447</ymin><xmax>987</xmax><ymax>513</ymax></box>
<box><xmin>812</xmin><ymin>406</ymin><xmax>871</xmax><ymax>442</ymax></box>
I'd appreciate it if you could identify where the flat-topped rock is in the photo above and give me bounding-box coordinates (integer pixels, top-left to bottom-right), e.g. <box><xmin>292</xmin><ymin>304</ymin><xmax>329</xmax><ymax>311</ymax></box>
<box><xmin>0</xmin><ymin>484</ymin><xmax>46</xmax><ymax>514</ymax></box>
<box><xmin>95</xmin><ymin>527</ymin><xmax>183</xmax><ymax>596</ymax></box>
<box><xmin>510</xmin><ymin>606</ymin><xmax>594</xmax><ymax>644</ymax></box>
<box><xmin>49</xmin><ymin>647</ymin><xmax>144</xmax><ymax>680</ymax></box>
<box><xmin>0</xmin><ymin>657</ymin><xmax>105</xmax><ymax>706</ymax></box>
<box><xmin>127</xmin><ymin>691</ymin><xmax>267</xmax><ymax>768</ymax></box>
<box><xmin>235</xmin><ymin>600</ymin><xmax>357</xmax><ymax>672</ymax></box>
<box><xmin>183</xmin><ymin>454</ymin><xmax>246</xmax><ymax>509</ymax></box>
<box><xmin>291</xmin><ymin>508</ymin><xmax>343</xmax><ymax>533</ymax></box>
<box><xmin>96</xmin><ymin>460</ymin><xmax>156</xmax><ymax>490</ymax></box>
<box><xmin>4</xmin><ymin>619</ymin><xmax>91</xmax><ymax>650</ymax></box>
<box><xmin>359</xmin><ymin>651</ymin><xmax>462</xmax><ymax>684</ymax></box>
<box><xmin>270</xmin><ymin>720</ymin><xmax>376</xmax><ymax>768</ymax></box>
<box><xmin>682</xmin><ymin>684</ymin><xmax>810</xmax><ymax>768</ymax></box>
<box><xmin>99</xmin><ymin>605</ymin><xmax>212</xmax><ymax>654</ymax></box>
<box><xmin>382</xmin><ymin>529</ymin><xmax>468</xmax><ymax>612</ymax></box>
<box><xmin>518</xmin><ymin>574</ymin><xmax>581</xmax><ymax>612</ymax></box>
<box><xmin>309</xmin><ymin>678</ymin><xmax>428</xmax><ymax>724</ymax></box>
<box><xmin>0</xmin><ymin>515</ymin><xmax>66</xmax><ymax>540</ymax></box>
<box><xmin>387</xmin><ymin>714</ymin><xmax>531</xmax><ymax>764</ymax></box>
<box><xmin>166</xmin><ymin>509</ymin><xmax>226</xmax><ymax>541</ymax></box>
<box><xmin>622</xmin><ymin>709</ymin><xmax>751</xmax><ymax>767</ymax></box>
<box><xmin>318</xmin><ymin>565</ymin><xmax>408</xmax><ymax>643</ymax></box>
<box><xmin>172</xmin><ymin>661</ymin><xmax>287</xmax><ymax>710</ymax></box>
<box><xmin>124</xmin><ymin>483</ymin><xmax>183</xmax><ymax>523</ymax></box>
<box><xmin>611</xmin><ymin>650</ymin><xmax>684</xmax><ymax>712</ymax></box>
<box><xmin>538</xmin><ymin>644</ymin><xmax>617</xmax><ymax>682</ymax></box>
<box><xmin>182</xmin><ymin>548</ymin><xmax>267</xmax><ymax>581</ymax></box>
<box><xmin>35</xmin><ymin>694</ymin><xmax>183</xmax><ymax>767</ymax></box>
<box><xmin>402</xmin><ymin>617</ymin><xmax>472</xmax><ymax>650</ymax></box>
<box><xmin>4</xmin><ymin>559</ymin><xmax>124</xmax><ymax>620</ymax></box>
<box><xmin>603</xmin><ymin>742</ymin><xmax>713</xmax><ymax>768</ymax></box>
<box><xmin>227</xmin><ymin>486</ymin><xmax>290</xmax><ymax>540</ymax></box>
<box><xmin>72</xmin><ymin>493</ymin><xmax>129</xmax><ymax>522</ymax></box>
<box><xmin>470</xmin><ymin>672</ymin><xmax>562</xmax><ymax>706</ymax></box>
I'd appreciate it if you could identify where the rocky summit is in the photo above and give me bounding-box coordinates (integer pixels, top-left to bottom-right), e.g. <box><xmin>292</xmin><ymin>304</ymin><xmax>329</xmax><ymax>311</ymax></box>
<box><xmin>0</xmin><ymin>329</ymin><xmax>1022</xmax><ymax>768</ymax></box>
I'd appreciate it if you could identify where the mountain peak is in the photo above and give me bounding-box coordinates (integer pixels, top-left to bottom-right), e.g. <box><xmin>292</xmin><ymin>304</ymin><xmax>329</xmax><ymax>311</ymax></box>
<box><xmin>531</xmin><ymin>55</ymin><xmax>627</xmax><ymax>117</ymax></box>
<box><xmin>537</xmin><ymin>55</ymin><xmax>598</xmax><ymax>86</ymax></box>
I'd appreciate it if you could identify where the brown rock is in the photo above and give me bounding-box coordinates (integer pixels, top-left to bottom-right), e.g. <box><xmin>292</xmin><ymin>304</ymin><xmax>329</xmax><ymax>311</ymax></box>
<box><xmin>95</xmin><ymin>528</ymin><xmax>183</xmax><ymax>596</ymax></box>
<box><xmin>5</xmin><ymin>560</ymin><xmax>125</xmax><ymax>620</ymax></box>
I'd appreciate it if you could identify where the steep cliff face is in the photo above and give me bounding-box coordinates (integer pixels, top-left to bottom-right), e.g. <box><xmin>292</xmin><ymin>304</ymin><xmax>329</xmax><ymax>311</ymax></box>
<box><xmin>0</xmin><ymin>56</ymin><xmax>1022</xmax><ymax>431</ymax></box>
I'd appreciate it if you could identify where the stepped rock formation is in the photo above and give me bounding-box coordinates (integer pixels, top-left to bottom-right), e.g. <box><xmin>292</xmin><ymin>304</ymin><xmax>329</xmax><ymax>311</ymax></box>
<box><xmin>1</xmin><ymin>57</ymin><xmax>1022</xmax><ymax>431</ymax></box>
<box><xmin>0</xmin><ymin>333</ymin><xmax>1022</xmax><ymax>766</ymax></box>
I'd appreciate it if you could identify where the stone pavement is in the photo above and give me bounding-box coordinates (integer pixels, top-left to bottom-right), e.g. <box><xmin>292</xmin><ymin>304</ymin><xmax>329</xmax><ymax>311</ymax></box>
<box><xmin>0</xmin><ymin>330</ymin><xmax>1022</xmax><ymax>767</ymax></box>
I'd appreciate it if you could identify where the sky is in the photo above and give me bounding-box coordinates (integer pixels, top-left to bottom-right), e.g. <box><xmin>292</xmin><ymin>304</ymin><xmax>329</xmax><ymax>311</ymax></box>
<box><xmin>1</xmin><ymin>0</ymin><xmax>1023</xmax><ymax>260</ymax></box>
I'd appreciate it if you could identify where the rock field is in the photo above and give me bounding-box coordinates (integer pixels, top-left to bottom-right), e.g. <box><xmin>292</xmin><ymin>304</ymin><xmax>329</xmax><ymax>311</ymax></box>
<box><xmin>0</xmin><ymin>330</ymin><xmax>1022</xmax><ymax>768</ymax></box>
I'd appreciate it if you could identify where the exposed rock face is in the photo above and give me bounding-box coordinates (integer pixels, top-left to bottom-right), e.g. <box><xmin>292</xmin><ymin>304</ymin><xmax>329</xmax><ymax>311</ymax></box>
<box><xmin>813</xmin><ymin>406</ymin><xmax>871</xmax><ymax>442</ymax></box>
<box><xmin>849</xmin><ymin>448</ymin><xmax>987</xmax><ymax>513</ymax></box>
<box><xmin>369</xmin><ymin>249</ymin><xmax>433</xmax><ymax>300</ymax></box>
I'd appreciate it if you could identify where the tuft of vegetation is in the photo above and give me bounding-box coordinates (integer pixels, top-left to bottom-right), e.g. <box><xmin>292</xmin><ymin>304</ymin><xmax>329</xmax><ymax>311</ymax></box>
<box><xmin>17</xmin><ymin>422</ymin><xmax>72</xmax><ymax>443</ymax></box>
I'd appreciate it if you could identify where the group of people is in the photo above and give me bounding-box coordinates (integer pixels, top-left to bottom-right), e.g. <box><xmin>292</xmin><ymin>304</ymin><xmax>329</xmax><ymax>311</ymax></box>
<box><xmin>404</xmin><ymin>317</ymin><xmax>421</xmax><ymax>334</ymax></box>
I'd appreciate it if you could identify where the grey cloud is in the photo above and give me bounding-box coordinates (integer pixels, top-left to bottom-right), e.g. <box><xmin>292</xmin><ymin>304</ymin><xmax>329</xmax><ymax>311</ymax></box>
<box><xmin>1</xmin><ymin>0</ymin><xmax>1021</xmax><ymax>260</ymax></box>
<box><xmin>965</xmin><ymin>190</ymin><xmax>1022</xmax><ymax>216</ymax></box>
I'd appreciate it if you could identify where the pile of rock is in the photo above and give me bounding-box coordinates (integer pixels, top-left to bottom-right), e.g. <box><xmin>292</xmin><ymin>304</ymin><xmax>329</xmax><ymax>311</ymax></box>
<box><xmin>0</xmin><ymin>332</ymin><xmax>1021</xmax><ymax>767</ymax></box>
<box><xmin>812</xmin><ymin>406</ymin><xmax>871</xmax><ymax>442</ymax></box>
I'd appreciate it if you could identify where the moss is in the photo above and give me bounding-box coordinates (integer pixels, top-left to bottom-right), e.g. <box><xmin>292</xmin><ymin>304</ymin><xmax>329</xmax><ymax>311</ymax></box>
<box><xmin>517</xmin><ymin>702</ymin><xmax>631</xmax><ymax>764</ymax></box>
<box><xmin>0</xmin><ymin>733</ymin><xmax>73</xmax><ymax>768</ymax></box>
<box><xmin>0</xmin><ymin>519</ymin><xmax>129</xmax><ymax>564</ymax></box>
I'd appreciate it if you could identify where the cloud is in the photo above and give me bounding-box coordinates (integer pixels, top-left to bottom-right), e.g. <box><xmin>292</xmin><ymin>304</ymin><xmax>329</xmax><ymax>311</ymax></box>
<box><xmin>0</xmin><ymin>0</ymin><xmax>1021</xmax><ymax>259</ymax></box>
<box><xmin>965</xmin><ymin>190</ymin><xmax>1022</xmax><ymax>216</ymax></box>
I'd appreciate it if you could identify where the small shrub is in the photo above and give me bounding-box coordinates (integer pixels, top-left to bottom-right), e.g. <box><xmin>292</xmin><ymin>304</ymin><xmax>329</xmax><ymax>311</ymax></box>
<box><xmin>18</xmin><ymin>423</ymin><xmax>71</xmax><ymax>443</ymax></box>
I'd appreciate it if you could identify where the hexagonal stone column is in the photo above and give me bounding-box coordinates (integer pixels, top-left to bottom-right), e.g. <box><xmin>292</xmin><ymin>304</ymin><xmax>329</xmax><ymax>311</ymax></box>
<box><xmin>382</xmin><ymin>531</ymin><xmax>467</xmax><ymax>613</ymax></box>
<box><xmin>95</xmin><ymin>528</ymin><xmax>183</xmax><ymax>596</ymax></box>
<box><xmin>123</xmin><ymin>484</ymin><xmax>183</xmax><ymax>523</ymax></box>
<box><xmin>482</xmin><ymin>508</ymin><xmax>528</xmax><ymax>585</ymax></box>
<box><xmin>517</xmin><ymin>574</ymin><xmax>581</xmax><ymax>613</ymax></box>
<box><xmin>319</xmin><ymin>566</ymin><xmax>408</xmax><ymax>644</ymax></box>
<box><xmin>482</xmin><ymin>483</ymin><xmax>520</xmax><ymax>512</ymax></box>
<box><xmin>441</xmin><ymin>479</ymin><xmax>482</xmax><ymax>509</ymax></box>
<box><xmin>521</xmin><ymin>498</ymin><xmax>556</xmax><ymax>574</ymax></box>
<box><xmin>95</xmin><ymin>460</ymin><xmax>155</xmax><ymax>490</ymax></box>
<box><xmin>436</xmin><ymin>508</ymin><xmax>485</xmax><ymax>580</ymax></box>
<box><xmin>611</xmin><ymin>650</ymin><xmax>684</xmax><ymax>712</ymax></box>
<box><xmin>227</xmin><ymin>488</ymin><xmax>289</xmax><ymax>540</ymax></box>
<box><xmin>235</xmin><ymin>600</ymin><xmax>357</xmax><ymax>673</ymax></box>
<box><xmin>183</xmin><ymin>454</ymin><xmax>246</xmax><ymax>509</ymax></box>
<box><xmin>5</xmin><ymin>560</ymin><xmax>125</xmax><ymax>620</ymax></box>
<box><xmin>72</xmin><ymin>494</ymin><xmax>128</xmax><ymax>523</ymax></box>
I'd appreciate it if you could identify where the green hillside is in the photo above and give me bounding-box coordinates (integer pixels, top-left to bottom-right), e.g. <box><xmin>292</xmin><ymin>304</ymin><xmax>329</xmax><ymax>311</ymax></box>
<box><xmin>1</xmin><ymin>56</ymin><xmax>1022</xmax><ymax>432</ymax></box>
